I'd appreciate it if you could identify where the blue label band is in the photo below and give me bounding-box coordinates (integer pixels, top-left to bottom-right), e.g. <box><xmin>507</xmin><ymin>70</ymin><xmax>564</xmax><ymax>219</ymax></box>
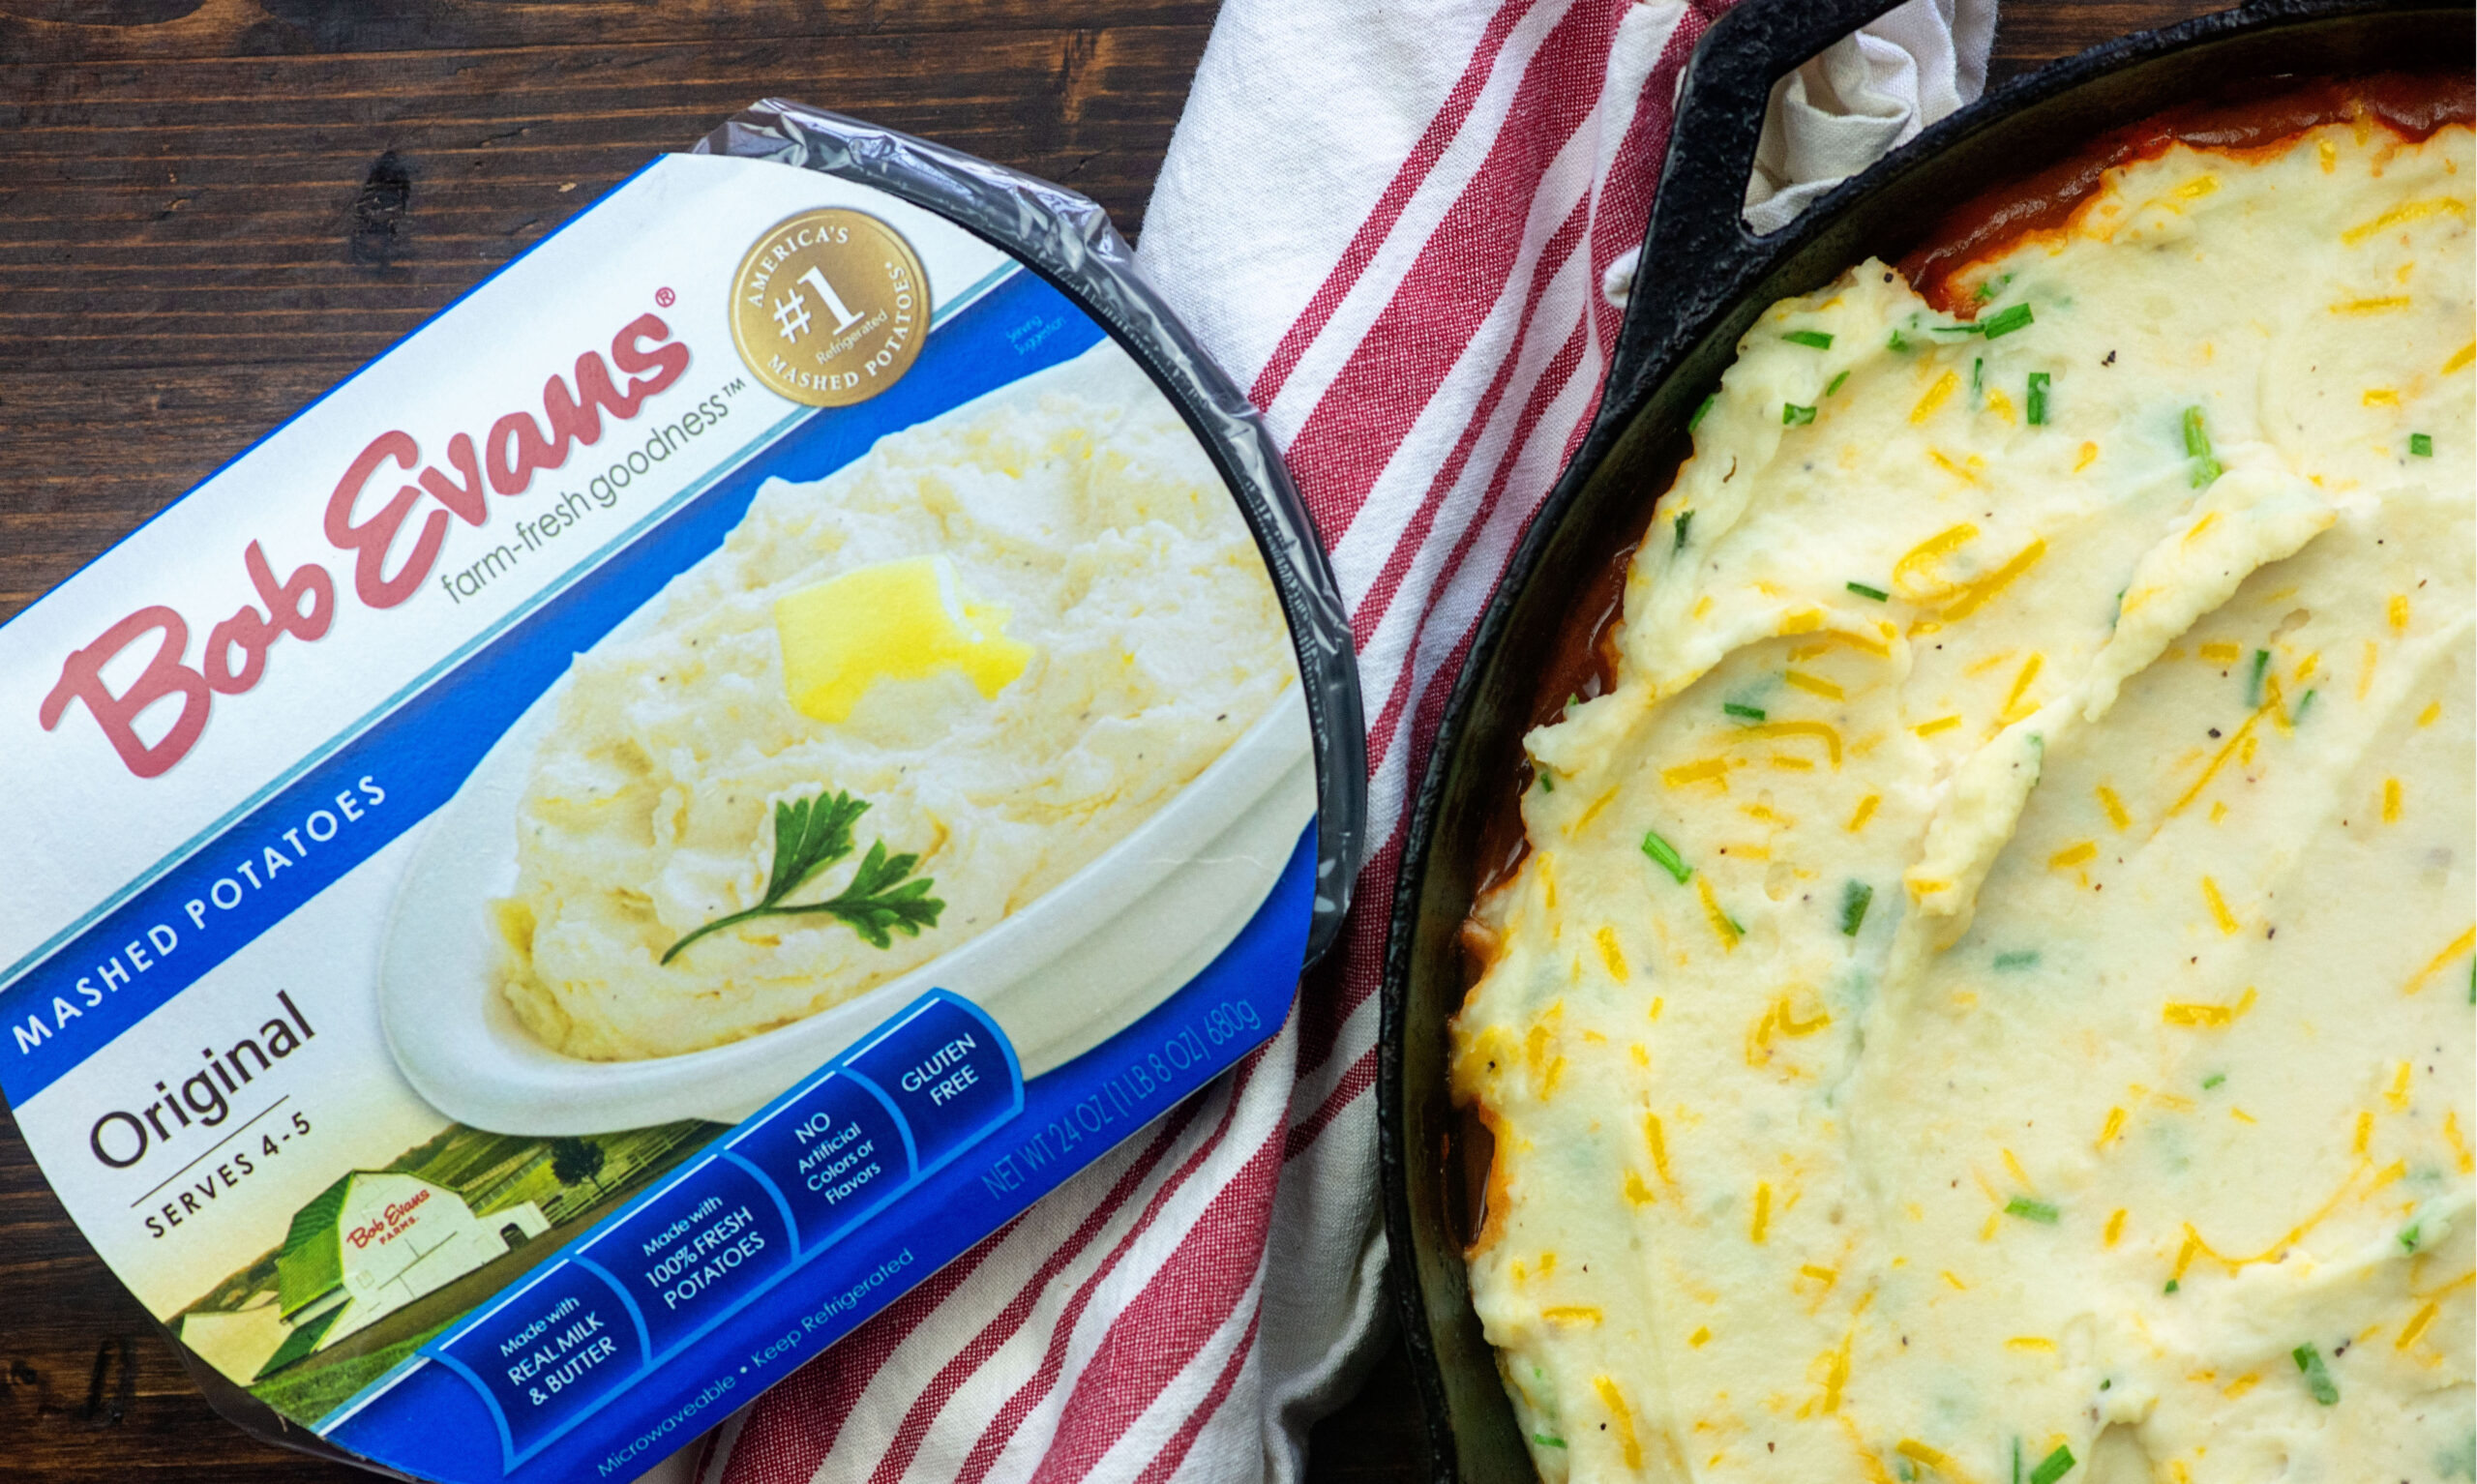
<box><xmin>412</xmin><ymin>991</ymin><xmax>1024</xmax><ymax>1470</ymax></box>
<box><xmin>728</xmin><ymin>1072</ymin><xmax>915</xmax><ymax>1249</ymax></box>
<box><xmin>571</xmin><ymin>1155</ymin><xmax>796</xmax><ymax>1359</ymax></box>
<box><xmin>426</xmin><ymin>1261</ymin><xmax>647</xmax><ymax>1463</ymax></box>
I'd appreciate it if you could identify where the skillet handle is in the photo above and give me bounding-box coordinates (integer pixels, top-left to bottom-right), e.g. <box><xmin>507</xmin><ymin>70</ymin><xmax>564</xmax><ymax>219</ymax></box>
<box><xmin>1605</xmin><ymin>0</ymin><xmax>1910</xmax><ymax>408</ymax></box>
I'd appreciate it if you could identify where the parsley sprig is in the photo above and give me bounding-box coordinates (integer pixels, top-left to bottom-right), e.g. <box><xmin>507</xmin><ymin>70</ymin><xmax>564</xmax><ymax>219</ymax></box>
<box><xmin>663</xmin><ymin>790</ymin><xmax>945</xmax><ymax>964</ymax></box>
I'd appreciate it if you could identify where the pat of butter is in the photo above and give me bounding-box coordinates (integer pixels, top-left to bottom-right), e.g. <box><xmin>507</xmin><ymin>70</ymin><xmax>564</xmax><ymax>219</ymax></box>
<box><xmin>774</xmin><ymin>555</ymin><xmax>1032</xmax><ymax>724</ymax></box>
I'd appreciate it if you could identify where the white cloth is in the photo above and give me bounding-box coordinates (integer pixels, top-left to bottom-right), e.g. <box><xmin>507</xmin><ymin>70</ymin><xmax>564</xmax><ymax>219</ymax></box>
<box><xmin>1746</xmin><ymin>0</ymin><xmax>1995</xmax><ymax>231</ymax></box>
<box><xmin>1603</xmin><ymin>0</ymin><xmax>1999</xmax><ymax>307</ymax></box>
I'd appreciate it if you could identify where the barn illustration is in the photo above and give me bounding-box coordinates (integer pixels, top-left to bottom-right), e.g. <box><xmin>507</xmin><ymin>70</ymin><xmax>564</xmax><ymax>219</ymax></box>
<box><xmin>248</xmin><ymin>1171</ymin><xmax>550</xmax><ymax>1378</ymax></box>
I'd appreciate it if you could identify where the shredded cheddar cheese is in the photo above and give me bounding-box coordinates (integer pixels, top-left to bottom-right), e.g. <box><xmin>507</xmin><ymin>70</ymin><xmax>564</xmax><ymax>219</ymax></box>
<box><xmin>1911</xmin><ymin>371</ymin><xmax>1961</xmax><ymax>425</ymax></box>
<box><xmin>2200</xmin><ymin>876</ymin><xmax>2240</xmax><ymax>935</ymax></box>
<box><xmin>2095</xmin><ymin>785</ymin><xmax>2132</xmax><ymax>831</ymax></box>
<box><xmin>2343</xmin><ymin>194</ymin><xmax>2472</xmax><ymax>244</ymax></box>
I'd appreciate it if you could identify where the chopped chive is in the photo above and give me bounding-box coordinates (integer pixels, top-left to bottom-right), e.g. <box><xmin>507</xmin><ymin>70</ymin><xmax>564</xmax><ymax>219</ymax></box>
<box><xmin>1533</xmin><ymin>1434</ymin><xmax>1569</xmax><ymax>1448</ymax></box>
<box><xmin>1641</xmin><ymin>829</ymin><xmax>1691</xmax><ymax>884</ymax></box>
<box><xmin>2013</xmin><ymin>1438</ymin><xmax>2024</xmax><ymax>1484</ymax></box>
<box><xmin>2164</xmin><ymin>1279</ymin><xmax>2180</xmax><ymax>1293</ymax></box>
<box><xmin>2245</xmin><ymin>648</ymin><xmax>2271</xmax><ymax>707</ymax></box>
<box><xmin>1889</xmin><ymin>329</ymin><xmax>1910</xmax><ymax>351</ymax></box>
<box><xmin>1689</xmin><ymin>393</ymin><xmax>1717</xmax><ymax>431</ymax></box>
<box><xmin>2410</xmin><ymin>431</ymin><xmax>2433</xmax><ymax>457</ymax></box>
<box><xmin>1976</xmin><ymin>280</ymin><xmax>2000</xmax><ymax>303</ymax></box>
<box><xmin>1840</xmin><ymin>880</ymin><xmax>1873</xmax><ymax>937</ymax></box>
<box><xmin>2202</xmin><ymin>1072</ymin><xmax>2225</xmax><ymax>1089</ymax></box>
<box><xmin>2292</xmin><ymin>688</ymin><xmax>2315</xmax><ymax>723</ymax></box>
<box><xmin>2027</xmin><ymin>371</ymin><xmax>2050</xmax><ymax>425</ymax></box>
<box><xmin>1846</xmin><ymin>580</ymin><xmax>1890</xmax><ymax>602</ymax></box>
<box><xmin>1783</xmin><ymin>402</ymin><xmax>1817</xmax><ymax>426</ymax></box>
<box><xmin>1674</xmin><ymin>509</ymin><xmax>1693</xmax><ymax>547</ymax></box>
<box><xmin>1826</xmin><ymin>369</ymin><xmax>1850</xmax><ymax>397</ymax></box>
<box><xmin>1726</xmin><ymin>912</ymin><xmax>1746</xmax><ymax>935</ymax></box>
<box><xmin>1982</xmin><ymin>303</ymin><xmax>2036</xmax><ymax>340</ymax></box>
<box><xmin>1971</xmin><ymin>356</ymin><xmax>1985</xmax><ymax>402</ymax></box>
<box><xmin>2028</xmin><ymin>1444</ymin><xmax>2077</xmax><ymax>1484</ymax></box>
<box><xmin>1993</xmin><ymin>950</ymin><xmax>2040</xmax><ymax>970</ymax></box>
<box><xmin>2182</xmin><ymin>405</ymin><xmax>2223</xmax><ymax>487</ymax></box>
<box><xmin>2182</xmin><ymin>404</ymin><xmax>2211</xmax><ymax>457</ymax></box>
<box><xmin>1723</xmin><ymin>701</ymin><xmax>1767</xmax><ymax>722</ymax></box>
<box><xmin>2005</xmin><ymin>1197</ymin><xmax>2060</xmax><ymax>1224</ymax></box>
<box><xmin>1537</xmin><ymin>770</ymin><xmax>1554</xmax><ymax>793</ymax></box>
<box><xmin>1785</xmin><ymin>329</ymin><xmax>1835</xmax><ymax>349</ymax></box>
<box><xmin>2468</xmin><ymin>959</ymin><xmax>2473</xmax><ymax>1004</ymax></box>
<box><xmin>2402</xmin><ymin>1222</ymin><xmax>2423</xmax><ymax>1252</ymax></box>
<box><xmin>2291</xmin><ymin>1343</ymin><xmax>2340</xmax><ymax>1406</ymax></box>
<box><xmin>1930</xmin><ymin>322</ymin><xmax>1984</xmax><ymax>336</ymax></box>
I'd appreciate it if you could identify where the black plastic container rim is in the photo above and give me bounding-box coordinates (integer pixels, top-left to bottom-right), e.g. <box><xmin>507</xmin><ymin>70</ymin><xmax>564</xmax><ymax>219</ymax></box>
<box><xmin>1378</xmin><ymin>0</ymin><xmax>2465</xmax><ymax>1477</ymax></box>
<box><xmin>699</xmin><ymin>101</ymin><xmax>1373</xmax><ymax>964</ymax></box>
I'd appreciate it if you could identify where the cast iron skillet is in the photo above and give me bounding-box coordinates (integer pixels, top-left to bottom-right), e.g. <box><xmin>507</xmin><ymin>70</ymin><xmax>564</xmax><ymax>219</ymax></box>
<box><xmin>1376</xmin><ymin>0</ymin><xmax>2472</xmax><ymax>1478</ymax></box>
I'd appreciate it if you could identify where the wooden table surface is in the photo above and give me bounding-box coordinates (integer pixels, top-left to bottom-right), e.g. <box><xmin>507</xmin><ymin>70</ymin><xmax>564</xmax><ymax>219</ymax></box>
<box><xmin>0</xmin><ymin>2</ymin><xmax>2223</xmax><ymax>1479</ymax></box>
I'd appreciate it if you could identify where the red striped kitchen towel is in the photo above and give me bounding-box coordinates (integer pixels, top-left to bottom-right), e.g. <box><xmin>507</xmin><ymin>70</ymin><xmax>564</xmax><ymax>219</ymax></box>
<box><xmin>698</xmin><ymin>2</ymin><xmax>1989</xmax><ymax>1480</ymax></box>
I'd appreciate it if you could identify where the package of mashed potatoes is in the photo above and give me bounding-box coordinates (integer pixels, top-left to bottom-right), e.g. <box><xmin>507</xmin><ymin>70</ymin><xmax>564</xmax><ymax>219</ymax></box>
<box><xmin>0</xmin><ymin>101</ymin><xmax>1363</xmax><ymax>1483</ymax></box>
<box><xmin>1453</xmin><ymin>76</ymin><xmax>2470</xmax><ymax>1484</ymax></box>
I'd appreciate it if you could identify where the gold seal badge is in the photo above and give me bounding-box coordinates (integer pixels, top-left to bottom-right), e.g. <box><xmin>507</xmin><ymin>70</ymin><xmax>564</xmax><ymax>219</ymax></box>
<box><xmin>730</xmin><ymin>209</ymin><xmax>930</xmax><ymax>407</ymax></box>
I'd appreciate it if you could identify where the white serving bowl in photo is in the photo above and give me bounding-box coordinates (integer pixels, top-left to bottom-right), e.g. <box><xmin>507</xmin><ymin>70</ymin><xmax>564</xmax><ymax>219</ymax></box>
<box><xmin>377</xmin><ymin>680</ymin><xmax>1316</xmax><ymax>1136</ymax></box>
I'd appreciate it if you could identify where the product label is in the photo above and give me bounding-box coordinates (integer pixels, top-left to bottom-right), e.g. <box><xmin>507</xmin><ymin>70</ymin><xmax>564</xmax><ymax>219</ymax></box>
<box><xmin>0</xmin><ymin>152</ymin><xmax>1317</xmax><ymax>1484</ymax></box>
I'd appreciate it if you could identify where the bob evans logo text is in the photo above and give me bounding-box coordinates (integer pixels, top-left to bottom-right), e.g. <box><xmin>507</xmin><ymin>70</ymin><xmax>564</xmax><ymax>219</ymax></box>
<box><xmin>40</xmin><ymin>313</ymin><xmax>691</xmax><ymax>780</ymax></box>
<box><xmin>352</xmin><ymin>1186</ymin><xmax>432</xmax><ymax>1251</ymax></box>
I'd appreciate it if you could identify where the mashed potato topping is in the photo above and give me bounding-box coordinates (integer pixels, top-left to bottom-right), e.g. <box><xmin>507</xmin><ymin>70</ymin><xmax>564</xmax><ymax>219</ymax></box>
<box><xmin>497</xmin><ymin>342</ymin><xmax>1296</xmax><ymax>1060</ymax></box>
<box><xmin>1453</xmin><ymin>117</ymin><xmax>2472</xmax><ymax>1480</ymax></box>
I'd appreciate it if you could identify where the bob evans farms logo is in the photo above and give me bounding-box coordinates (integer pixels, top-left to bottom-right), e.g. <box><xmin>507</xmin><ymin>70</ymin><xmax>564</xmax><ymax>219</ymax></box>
<box><xmin>39</xmin><ymin>313</ymin><xmax>691</xmax><ymax>780</ymax></box>
<box><xmin>351</xmin><ymin>1186</ymin><xmax>432</xmax><ymax>1251</ymax></box>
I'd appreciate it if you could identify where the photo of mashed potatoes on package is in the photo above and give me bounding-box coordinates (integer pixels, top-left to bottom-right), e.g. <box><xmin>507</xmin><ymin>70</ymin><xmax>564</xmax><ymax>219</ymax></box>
<box><xmin>494</xmin><ymin>345</ymin><xmax>1298</xmax><ymax>1062</ymax></box>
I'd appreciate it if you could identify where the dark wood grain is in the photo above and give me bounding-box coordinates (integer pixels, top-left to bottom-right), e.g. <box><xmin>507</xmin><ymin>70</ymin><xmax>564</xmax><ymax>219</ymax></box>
<box><xmin>0</xmin><ymin>2</ymin><xmax>2229</xmax><ymax>1480</ymax></box>
<box><xmin>0</xmin><ymin>0</ymin><xmax>1213</xmax><ymax>626</ymax></box>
